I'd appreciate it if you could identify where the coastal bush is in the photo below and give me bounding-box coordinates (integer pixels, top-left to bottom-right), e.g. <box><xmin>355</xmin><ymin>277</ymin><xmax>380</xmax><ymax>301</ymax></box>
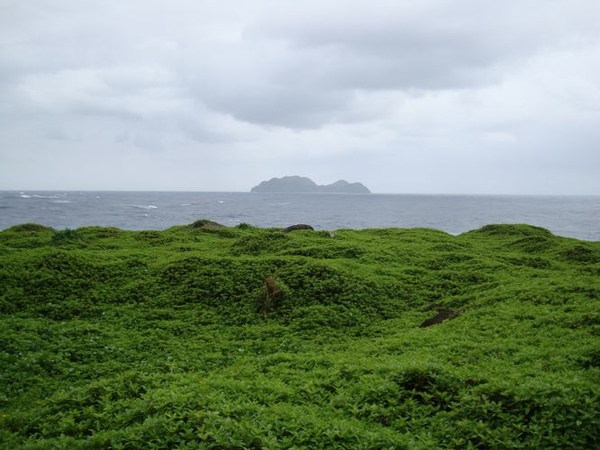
<box><xmin>0</xmin><ymin>223</ymin><xmax>54</xmax><ymax>248</ymax></box>
<box><xmin>235</xmin><ymin>222</ymin><xmax>254</xmax><ymax>229</ymax></box>
<box><xmin>52</xmin><ymin>228</ymin><xmax>84</xmax><ymax>246</ymax></box>
<box><xmin>283</xmin><ymin>244</ymin><xmax>363</xmax><ymax>259</ymax></box>
<box><xmin>5</xmin><ymin>223</ymin><xmax>55</xmax><ymax>233</ymax></box>
<box><xmin>76</xmin><ymin>226</ymin><xmax>123</xmax><ymax>238</ymax></box>
<box><xmin>230</xmin><ymin>230</ymin><xmax>291</xmax><ymax>256</ymax></box>
<box><xmin>469</xmin><ymin>223</ymin><xmax>554</xmax><ymax>238</ymax></box>
<box><xmin>0</xmin><ymin>223</ymin><xmax>598</xmax><ymax>448</ymax></box>
<box><xmin>509</xmin><ymin>235</ymin><xmax>556</xmax><ymax>253</ymax></box>
<box><xmin>560</xmin><ymin>243</ymin><xmax>600</xmax><ymax>263</ymax></box>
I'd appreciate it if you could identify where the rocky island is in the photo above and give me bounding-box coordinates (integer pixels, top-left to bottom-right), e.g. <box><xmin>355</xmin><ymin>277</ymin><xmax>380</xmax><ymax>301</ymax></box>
<box><xmin>251</xmin><ymin>176</ymin><xmax>371</xmax><ymax>193</ymax></box>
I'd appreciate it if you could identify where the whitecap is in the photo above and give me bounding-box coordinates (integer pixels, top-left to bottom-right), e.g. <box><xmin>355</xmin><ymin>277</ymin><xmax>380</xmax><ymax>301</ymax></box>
<box><xmin>131</xmin><ymin>204</ymin><xmax>158</xmax><ymax>210</ymax></box>
<box><xmin>33</xmin><ymin>194</ymin><xmax>63</xmax><ymax>199</ymax></box>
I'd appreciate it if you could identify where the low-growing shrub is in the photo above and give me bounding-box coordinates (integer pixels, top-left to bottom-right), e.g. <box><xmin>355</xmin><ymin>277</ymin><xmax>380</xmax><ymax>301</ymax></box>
<box><xmin>0</xmin><ymin>222</ymin><xmax>598</xmax><ymax>449</ymax></box>
<box><xmin>231</xmin><ymin>230</ymin><xmax>290</xmax><ymax>255</ymax></box>
<box><xmin>5</xmin><ymin>223</ymin><xmax>55</xmax><ymax>233</ymax></box>
<box><xmin>52</xmin><ymin>228</ymin><xmax>83</xmax><ymax>245</ymax></box>
<box><xmin>560</xmin><ymin>244</ymin><xmax>600</xmax><ymax>263</ymax></box>
<box><xmin>471</xmin><ymin>223</ymin><xmax>554</xmax><ymax>237</ymax></box>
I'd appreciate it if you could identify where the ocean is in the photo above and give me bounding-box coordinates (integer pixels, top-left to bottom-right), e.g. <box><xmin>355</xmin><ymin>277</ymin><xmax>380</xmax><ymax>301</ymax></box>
<box><xmin>1</xmin><ymin>191</ymin><xmax>598</xmax><ymax>241</ymax></box>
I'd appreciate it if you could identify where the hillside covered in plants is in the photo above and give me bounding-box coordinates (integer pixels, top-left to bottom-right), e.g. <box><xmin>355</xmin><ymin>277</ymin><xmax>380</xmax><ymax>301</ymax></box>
<box><xmin>0</xmin><ymin>221</ymin><xmax>599</xmax><ymax>449</ymax></box>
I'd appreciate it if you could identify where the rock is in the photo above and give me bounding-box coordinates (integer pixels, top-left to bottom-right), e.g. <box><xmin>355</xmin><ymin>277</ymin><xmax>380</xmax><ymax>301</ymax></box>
<box><xmin>283</xmin><ymin>224</ymin><xmax>314</xmax><ymax>233</ymax></box>
<box><xmin>189</xmin><ymin>219</ymin><xmax>224</xmax><ymax>229</ymax></box>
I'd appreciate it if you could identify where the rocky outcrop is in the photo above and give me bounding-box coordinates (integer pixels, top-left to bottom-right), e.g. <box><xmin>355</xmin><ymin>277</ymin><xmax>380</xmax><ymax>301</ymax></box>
<box><xmin>251</xmin><ymin>176</ymin><xmax>370</xmax><ymax>193</ymax></box>
<box><xmin>282</xmin><ymin>224</ymin><xmax>314</xmax><ymax>233</ymax></box>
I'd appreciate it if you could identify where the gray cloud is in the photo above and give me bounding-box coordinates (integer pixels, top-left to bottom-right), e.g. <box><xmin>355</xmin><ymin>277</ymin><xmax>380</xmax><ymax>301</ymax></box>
<box><xmin>0</xmin><ymin>0</ymin><xmax>599</xmax><ymax>194</ymax></box>
<box><xmin>250</xmin><ymin>1</ymin><xmax>584</xmax><ymax>89</ymax></box>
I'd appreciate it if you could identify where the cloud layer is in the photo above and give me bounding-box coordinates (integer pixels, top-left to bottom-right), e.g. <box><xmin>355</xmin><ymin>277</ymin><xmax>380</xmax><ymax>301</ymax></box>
<box><xmin>1</xmin><ymin>0</ymin><xmax>599</xmax><ymax>193</ymax></box>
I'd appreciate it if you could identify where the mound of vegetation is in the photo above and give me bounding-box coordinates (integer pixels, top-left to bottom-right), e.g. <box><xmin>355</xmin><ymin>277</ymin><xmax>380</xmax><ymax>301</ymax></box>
<box><xmin>0</xmin><ymin>223</ymin><xmax>598</xmax><ymax>448</ymax></box>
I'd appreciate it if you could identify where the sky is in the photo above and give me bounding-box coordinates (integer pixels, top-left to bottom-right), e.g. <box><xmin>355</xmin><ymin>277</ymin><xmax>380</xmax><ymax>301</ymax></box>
<box><xmin>1</xmin><ymin>0</ymin><xmax>599</xmax><ymax>194</ymax></box>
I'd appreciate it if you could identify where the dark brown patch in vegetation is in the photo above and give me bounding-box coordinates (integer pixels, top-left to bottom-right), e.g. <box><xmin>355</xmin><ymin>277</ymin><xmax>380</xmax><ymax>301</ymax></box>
<box><xmin>420</xmin><ymin>309</ymin><xmax>461</xmax><ymax>328</ymax></box>
<box><xmin>258</xmin><ymin>276</ymin><xmax>283</xmax><ymax>318</ymax></box>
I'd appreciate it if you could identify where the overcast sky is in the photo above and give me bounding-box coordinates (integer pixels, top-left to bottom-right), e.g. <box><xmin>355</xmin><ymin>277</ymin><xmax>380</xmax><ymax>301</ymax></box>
<box><xmin>1</xmin><ymin>0</ymin><xmax>599</xmax><ymax>194</ymax></box>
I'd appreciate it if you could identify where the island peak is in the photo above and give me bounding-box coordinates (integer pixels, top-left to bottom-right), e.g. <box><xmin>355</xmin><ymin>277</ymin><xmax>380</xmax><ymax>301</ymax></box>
<box><xmin>251</xmin><ymin>176</ymin><xmax>371</xmax><ymax>193</ymax></box>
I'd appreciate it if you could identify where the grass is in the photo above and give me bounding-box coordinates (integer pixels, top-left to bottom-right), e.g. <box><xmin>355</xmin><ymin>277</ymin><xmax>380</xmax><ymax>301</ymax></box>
<box><xmin>0</xmin><ymin>222</ymin><xmax>598</xmax><ymax>448</ymax></box>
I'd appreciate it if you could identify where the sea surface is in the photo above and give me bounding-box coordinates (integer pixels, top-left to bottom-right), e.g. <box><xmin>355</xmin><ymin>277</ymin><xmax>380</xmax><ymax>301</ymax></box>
<box><xmin>1</xmin><ymin>191</ymin><xmax>598</xmax><ymax>241</ymax></box>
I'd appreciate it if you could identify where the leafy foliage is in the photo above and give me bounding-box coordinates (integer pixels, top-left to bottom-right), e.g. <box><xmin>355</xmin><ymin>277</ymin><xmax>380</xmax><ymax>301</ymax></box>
<box><xmin>52</xmin><ymin>228</ymin><xmax>86</xmax><ymax>246</ymax></box>
<box><xmin>0</xmin><ymin>222</ymin><xmax>598</xmax><ymax>448</ymax></box>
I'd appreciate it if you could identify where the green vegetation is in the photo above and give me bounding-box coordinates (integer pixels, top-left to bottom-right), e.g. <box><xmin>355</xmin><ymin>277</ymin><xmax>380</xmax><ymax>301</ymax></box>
<box><xmin>0</xmin><ymin>222</ymin><xmax>598</xmax><ymax>449</ymax></box>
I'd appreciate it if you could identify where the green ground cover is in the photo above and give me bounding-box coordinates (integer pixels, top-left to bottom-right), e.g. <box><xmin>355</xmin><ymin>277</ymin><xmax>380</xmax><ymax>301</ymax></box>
<box><xmin>0</xmin><ymin>221</ymin><xmax>598</xmax><ymax>449</ymax></box>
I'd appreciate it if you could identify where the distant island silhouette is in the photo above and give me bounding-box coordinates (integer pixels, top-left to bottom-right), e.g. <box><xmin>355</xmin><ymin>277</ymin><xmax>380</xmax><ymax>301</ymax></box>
<box><xmin>251</xmin><ymin>176</ymin><xmax>371</xmax><ymax>194</ymax></box>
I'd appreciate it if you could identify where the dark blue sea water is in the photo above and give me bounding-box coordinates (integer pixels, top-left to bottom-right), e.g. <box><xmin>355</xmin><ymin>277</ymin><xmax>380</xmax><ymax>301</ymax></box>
<box><xmin>1</xmin><ymin>191</ymin><xmax>598</xmax><ymax>241</ymax></box>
